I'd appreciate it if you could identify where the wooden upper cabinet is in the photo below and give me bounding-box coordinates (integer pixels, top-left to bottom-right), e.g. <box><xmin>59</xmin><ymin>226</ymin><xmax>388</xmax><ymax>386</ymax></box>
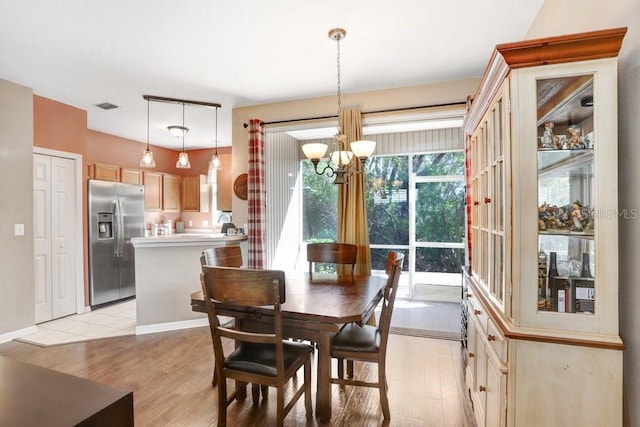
<box><xmin>142</xmin><ymin>171</ymin><xmax>162</xmax><ymax>211</ymax></box>
<box><xmin>120</xmin><ymin>168</ymin><xmax>143</xmax><ymax>185</ymax></box>
<box><xmin>162</xmin><ymin>173</ymin><xmax>180</xmax><ymax>212</ymax></box>
<box><xmin>181</xmin><ymin>175</ymin><xmax>210</xmax><ymax>212</ymax></box>
<box><xmin>88</xmin><ymin>163</ymin><xmax>120</xmax><ymax>182</ymax></box>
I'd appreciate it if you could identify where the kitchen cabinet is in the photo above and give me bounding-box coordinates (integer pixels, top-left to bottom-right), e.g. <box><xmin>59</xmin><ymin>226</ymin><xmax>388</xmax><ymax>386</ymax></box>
<box><xmin>181</xmin><ymin>175</ymin><xmax>210</xmax><ymax>212</ymax></box>
<box><xmin>463</xmin><ymin>28</ymin><xmax>625</xmax><ymax>426</ymax></box>
<box><xmin>162</xmin><ymin>173</ymin><xmax>180</xmax><ymax>212</ymax></box>
<box><xmin>88</xmin><ymin>163</ymin><xmax>120</xmax><ymax>182</ymax></box>
<box><xmin>120</xmin><ymin>168</ymin><xmax>142</xmax><ymax>185</ymax></box>
<box><xmin>142</xmin><ymin>171</ymin><xmax>162</xmax><ymax>211</ymax></box>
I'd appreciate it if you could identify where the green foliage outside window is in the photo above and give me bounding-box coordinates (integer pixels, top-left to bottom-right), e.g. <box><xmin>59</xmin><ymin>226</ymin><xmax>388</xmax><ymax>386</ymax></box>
<box><xmin>301</xmin><ymin>151</ymin><xmax>466</xmax><ymax>274</ymax></box>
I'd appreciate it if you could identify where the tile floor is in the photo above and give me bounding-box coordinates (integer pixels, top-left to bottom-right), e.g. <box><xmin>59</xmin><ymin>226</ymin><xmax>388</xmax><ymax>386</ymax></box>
<box><xmin>17</xmin><ymin>299</ymin><xmax>136</xmax><ymax>347</ymax></box>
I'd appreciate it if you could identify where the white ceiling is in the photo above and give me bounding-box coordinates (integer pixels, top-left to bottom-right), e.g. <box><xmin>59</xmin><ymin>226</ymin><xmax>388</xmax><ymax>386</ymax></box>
<box><xmin>0</xmin><ymin>0</ymin><xmax>543</xmax><ymax>151</ymax></box>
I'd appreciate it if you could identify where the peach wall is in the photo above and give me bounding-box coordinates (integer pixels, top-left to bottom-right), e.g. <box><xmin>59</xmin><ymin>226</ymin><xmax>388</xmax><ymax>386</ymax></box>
<box><xmin>33</xmin><ymin>96</ymin><xmax>91</xmax><ymax>305</ymax></box>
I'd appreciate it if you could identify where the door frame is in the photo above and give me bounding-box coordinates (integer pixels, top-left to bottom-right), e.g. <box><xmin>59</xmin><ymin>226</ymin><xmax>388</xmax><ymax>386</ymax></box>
<box><xmin>33</xmin><ymin>147</ymin><xmax>85</xmax><ymax>315</ymax></box>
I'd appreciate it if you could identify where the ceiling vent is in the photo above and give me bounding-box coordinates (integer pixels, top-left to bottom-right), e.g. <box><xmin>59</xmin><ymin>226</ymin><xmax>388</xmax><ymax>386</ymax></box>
<box><xmin>96</xmin><ymin>102</ymin><xmax>118</xmax><ymax>110</ymax></box>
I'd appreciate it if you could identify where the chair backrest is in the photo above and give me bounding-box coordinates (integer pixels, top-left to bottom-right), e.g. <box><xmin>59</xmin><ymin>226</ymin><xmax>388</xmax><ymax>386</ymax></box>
<box><xmin>378</xmin><ymin>251</ymin><xmax>404</xmax><ymax>352</ymax></box>
<box><xmin>307</xmin><ymin>242</ymin><xmax>357</xmax><ymax>276</ymax></box>
<box><xmin>200</xmin><ymin>266</ymin><xmax>287</xmax><ymax>371</ymax></box>
<box><xmin>201</xmin><ymin>245</ymin><xmax>243</xmax><ymax>269</ymax></box>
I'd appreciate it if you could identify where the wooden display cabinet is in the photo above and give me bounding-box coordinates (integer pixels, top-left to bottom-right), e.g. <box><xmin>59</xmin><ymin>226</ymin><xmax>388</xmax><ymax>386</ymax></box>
<box><xmin>463</xmin><ymin>28</ymin><xmax>626</xmax><ymax>427</ymax></box>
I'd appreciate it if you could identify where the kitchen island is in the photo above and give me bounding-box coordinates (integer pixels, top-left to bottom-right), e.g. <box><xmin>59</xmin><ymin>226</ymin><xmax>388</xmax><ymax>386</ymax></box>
<box><xmin>131</xmin><ymin>233</ymin><xmax>247</xmax><ymax>334</ymax></box>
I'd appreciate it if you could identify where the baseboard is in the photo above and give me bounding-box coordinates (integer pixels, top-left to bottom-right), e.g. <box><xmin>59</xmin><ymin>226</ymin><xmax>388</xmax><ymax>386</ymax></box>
<box><xmin>135</xmin><ymin>318</ymin><xmax>209</xmax><ymax>335</ymax></box>
<box><xmin>390</xmin><ymin>326</ymin><xmax>460</xmax><ymax>341</ymax></box>
<box><xmin>0</xmin><ymin>325</ymin><xmax>38</xmax><ymax>344</ymax></box>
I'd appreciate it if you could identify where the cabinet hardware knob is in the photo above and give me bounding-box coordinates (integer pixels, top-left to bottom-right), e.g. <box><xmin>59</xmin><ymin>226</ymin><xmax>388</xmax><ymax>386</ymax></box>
<box><xmin>469</xmin><ymin>352</ymin><xmax>475</xmax><ymax>358</ymax></box>
<box><xmin>473</xmin><ymin>200</ymin><xmax>480</xmax><ymax>206</ymax></box>
<box><xmin>466</xmin><ymin>293</ymin><xmax>472</xmax><ymax>298</ymax></box>
<box><xmin>474</xmin><ymin>309</ymin><xmax>481</xmax><ymax>315</ymax></box>
<box><xmin>487</xmin><ymin>334</ymin><xmax>496</xmax><ymax>341</ymax></box>
<box><xmin>479</xmin><ymin>385</ymin><xmax>486</xmax><ymax>392</ymax></box>
<box><xmin>484</xmin><ymin>197</ymin><xmax>492</xmax><ymax>203</ymax></box>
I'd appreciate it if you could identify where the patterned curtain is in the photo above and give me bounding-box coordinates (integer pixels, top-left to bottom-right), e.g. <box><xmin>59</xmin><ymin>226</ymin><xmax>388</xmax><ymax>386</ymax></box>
<box><xmin>338</xmin><ymin>108</ymin><xmax>372</xmax><ymax>275</ymax></box>
<box><xmin>247</xmin><ymin>119</ymin><xmax>265</xmax><ymax>269</ymax></box>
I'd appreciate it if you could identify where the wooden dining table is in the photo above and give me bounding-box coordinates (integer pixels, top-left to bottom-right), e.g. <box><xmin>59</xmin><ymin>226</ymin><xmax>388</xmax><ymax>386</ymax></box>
<box><xmin>190</xmin><ymin>271</ymin><xmax>388</xmax><ymax>422</ymax></box>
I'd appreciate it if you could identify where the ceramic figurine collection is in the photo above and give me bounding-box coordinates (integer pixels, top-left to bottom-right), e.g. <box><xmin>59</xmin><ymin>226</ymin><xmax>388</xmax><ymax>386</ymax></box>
<box><xmin>538</xmin><ymin>122</ymin><xmax>594</xmax><ymax>150</ymax></box>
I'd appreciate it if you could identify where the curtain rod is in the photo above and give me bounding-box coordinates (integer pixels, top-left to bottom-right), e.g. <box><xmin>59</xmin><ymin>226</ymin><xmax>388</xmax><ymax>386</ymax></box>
<box><xmin>242</xmin><ymin>101</ymin><xmax>467</xmax><ymax>128</ymax></box>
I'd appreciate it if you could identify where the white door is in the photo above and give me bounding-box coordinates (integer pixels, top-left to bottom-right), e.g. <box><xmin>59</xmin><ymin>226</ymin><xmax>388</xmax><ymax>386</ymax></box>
<box><xmin>34</xmin><ymin>154</ymin><xmax>76</xmax><ymax>323</ymax></box>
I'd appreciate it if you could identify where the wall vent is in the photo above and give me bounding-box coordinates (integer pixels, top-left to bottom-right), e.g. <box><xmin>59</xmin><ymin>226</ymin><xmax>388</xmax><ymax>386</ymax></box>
<box><xmin>96</xmin><ymin>102</ymin><xmax>118</xmax><ymax>110</ymax></box>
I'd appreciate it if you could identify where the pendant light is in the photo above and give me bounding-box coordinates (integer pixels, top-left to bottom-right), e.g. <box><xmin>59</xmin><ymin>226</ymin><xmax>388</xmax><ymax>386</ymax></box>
<box><xmin>301</xmin><ymin>28</ymin><xmax>376</xmax><ymax>184</ymax></box>
<box><xmin>139</xmin><ymin>98</ymin><xmax>156</xmax><ymax>168</ymax></box>
<box><xmin>207</xmin><ymin>107</ymin><xmax>222</xmax><ymax>184</ymax></box>
<box><xmin>175</xmin><ymin>102</ymin><xmax>191</xmax><ymax>169</ymax></box>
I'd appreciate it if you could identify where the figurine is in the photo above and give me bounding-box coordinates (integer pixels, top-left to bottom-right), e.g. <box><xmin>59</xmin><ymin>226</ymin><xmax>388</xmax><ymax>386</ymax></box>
<box><xmin>571</xmin><ymin>201</ymin><xmax>584</xmax><ymax>231</ymax></box>
<box><xmin>567</xmin><ymin>125</ymin><xmax>583</xmax><ymax>149</ymax></box>
<box><xmin>540</xmin><ymin>122</ymin><xmax>554</xmax><ymax>148</ymax></box>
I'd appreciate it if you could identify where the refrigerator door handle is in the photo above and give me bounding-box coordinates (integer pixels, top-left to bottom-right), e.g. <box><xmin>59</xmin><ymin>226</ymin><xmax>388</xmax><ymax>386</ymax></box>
<box><xmin>115</xmin><ymin>199</ymin><xmax>124</xmax><ymax>257</ymax></box>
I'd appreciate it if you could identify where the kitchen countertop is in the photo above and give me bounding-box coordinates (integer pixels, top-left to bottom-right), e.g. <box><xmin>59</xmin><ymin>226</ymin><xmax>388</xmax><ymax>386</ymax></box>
<box><xmin>131</xmin><ymin>233</ymin><xmax>247</xmax><ymax>248</ymax></box>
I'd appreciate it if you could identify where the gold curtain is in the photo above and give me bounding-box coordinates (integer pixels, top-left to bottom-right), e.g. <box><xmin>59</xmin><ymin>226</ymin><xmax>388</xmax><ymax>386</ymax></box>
<box><xmin>338</xmin><ymin>108</ymin><xmax>372</xmax><ymax>275</ymax></box>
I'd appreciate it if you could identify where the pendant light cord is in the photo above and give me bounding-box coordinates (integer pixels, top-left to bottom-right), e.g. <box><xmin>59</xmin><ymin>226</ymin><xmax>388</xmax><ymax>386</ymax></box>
<box><xmin>146</xmin><ymin>99</ymin><xmax>150</xmax><ymax>149</ymax></box>
<box><xmin>336</xmin><ymin>32</ymin><xmax>342</xmax><ymax>135</ymax></box>
<box><xmin>215</xmin><ymin>107</ymin><xmax>218</xmax><ymax>154</ymax></box>
<box><xmin>181</xmin><ymin>102</ymin><xmax>185</xmax><ymax>151</ymax></box>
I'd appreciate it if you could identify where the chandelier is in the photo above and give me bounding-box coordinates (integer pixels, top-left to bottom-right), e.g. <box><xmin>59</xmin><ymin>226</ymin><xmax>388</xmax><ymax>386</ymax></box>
<box><xmin>301</xmin><ymin>28</ymin><xmax>376</xmax><ymax>184</ymax></box>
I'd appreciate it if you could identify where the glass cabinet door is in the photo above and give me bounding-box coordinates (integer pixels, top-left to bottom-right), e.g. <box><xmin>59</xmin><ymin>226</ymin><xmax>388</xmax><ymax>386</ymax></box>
<box><xmin>536</xmin><ymin>74</ymin><xmax>595</xmax><ymax>315</ymax></box>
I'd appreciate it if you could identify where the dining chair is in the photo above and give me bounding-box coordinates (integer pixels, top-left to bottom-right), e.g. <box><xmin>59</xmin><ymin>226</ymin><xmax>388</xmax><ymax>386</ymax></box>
<box><xmin>200</xmin><ymin>245</ymin><xmax>268</xmax><ymax>400</ymax></box>
<box><xmin>307</xmin><ymin>242</ymin><xmax>357</xmax><ymax>278</ymax></box>
<box><xmin>329</xmin><ymin>251</ymin><xmax>404</xmax><ymax>420</ymax></box>
<box><xmin>200</xmin><ymin>246</ymin><xmax>242</xmax><ymax>388</ymax></box>
<box><xmin>201</xmin><ymin>245</ymin><xmax>243</xmax><ymax>269</ymax></box>
<box><xmin>200</xmin><ymin>266</ymin><xmax>314</xmax><ymax>427</ymax></box>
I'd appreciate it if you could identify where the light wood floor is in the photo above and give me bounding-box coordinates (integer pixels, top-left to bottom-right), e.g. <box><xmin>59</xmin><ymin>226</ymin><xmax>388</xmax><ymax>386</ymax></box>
<box><xmin>0</xmin><ymin>327</ymin><xmax>476</xmax><ymax>426</ymax></box>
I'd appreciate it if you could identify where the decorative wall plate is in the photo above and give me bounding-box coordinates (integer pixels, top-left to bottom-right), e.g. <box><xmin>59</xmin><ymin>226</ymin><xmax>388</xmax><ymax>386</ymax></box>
<box><xmin>233</xmin><ymin>173</ymin><xmax>248</xmax><ymax>200</ymax></box>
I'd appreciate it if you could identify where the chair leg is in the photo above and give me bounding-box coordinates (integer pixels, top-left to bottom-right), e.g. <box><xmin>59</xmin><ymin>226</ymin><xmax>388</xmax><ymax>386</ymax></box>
<box><xmin>251</xmin><ymin>383</ymin><xmax>260</xmax><ymax>405</ymax></box>
<box><xmin>304</xmin><ymin>358</ymin><xmax>313</xmax><ymax>418</ymax></box>
<box><xmin>261</xmin><ymin>385</ymin><xmax>269</xmax><ymax>399</ymax></box>
<box><xmin>337</xmin><ymin>357</ymin><xmax>344</xmax><ymax>379</ymax></box>
<box><xmin>211</xmin><ymin>368</ymin><xmax>217</xmax><ymax>387</ymax></box>
<box><xmin>276</xmin><ymin>382</ymin><xmax>285</xmax><ymax>427</ymax></box>
<box><xmin>347</xmin><ymin>360</ymin><xmax>354</xmax><ymax>378</ymax></box>
<box><xmin>378</xmin><ymin>360</ymin><xmax>390</xmax><ymax>420</ymax></box>
<box><xmin>217</xmin><ymin>375</ymin><xmax>228</xmax><ymax>427</ymax></box>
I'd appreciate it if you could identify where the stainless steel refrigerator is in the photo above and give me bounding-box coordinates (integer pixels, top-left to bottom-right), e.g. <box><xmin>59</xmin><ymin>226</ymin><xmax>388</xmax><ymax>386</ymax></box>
<box><xmin>88</xmin><ymin>180</ymin><xmax>145</xmax><ymax>307</ymax></box>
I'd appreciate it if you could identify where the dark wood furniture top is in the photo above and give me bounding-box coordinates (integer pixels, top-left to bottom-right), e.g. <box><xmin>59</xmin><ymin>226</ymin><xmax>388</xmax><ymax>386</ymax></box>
<box><xmin>191</xmin><ymin>271</ymin><xmax>388</xmax><ymax>422</ymax></box>
<box><xmin>0</xmin><ymin>355</ymin><xmax>133</xmax><ymax>427</ymax></box>
<box><xmin>192</xmin><ymin>271</ymin><xmax>384</xmax><ymax>326</ymax></box>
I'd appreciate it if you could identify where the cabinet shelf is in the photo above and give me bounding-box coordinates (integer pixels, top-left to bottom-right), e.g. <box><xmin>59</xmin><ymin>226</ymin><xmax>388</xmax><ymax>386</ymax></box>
<box><xmin>538</xmin><ymin>230</ymin><xmax>594</xmax><ymax>239</ymax></box>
